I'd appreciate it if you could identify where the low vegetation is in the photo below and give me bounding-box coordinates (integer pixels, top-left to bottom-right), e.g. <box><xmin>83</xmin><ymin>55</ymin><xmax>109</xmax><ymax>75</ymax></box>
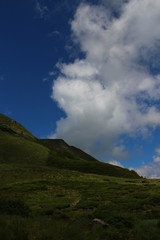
<box><xmin>1</xmin><ymin>113</ymin><xmax>160</xmax><ymax>239</ymax></box>
<box><xmin>0</xmin><ymin>113</ymin><xmax>35</xmax><ymax>140</ymax></box>
<box><xmin>0</xmin><ymin>114</ymin><xmax>139</xmax><ymax>179</ymax></box>
<box><xmin>1</xmin><ymin>164</ymin><xmax>160</xmax><ymax>239</ymax></box>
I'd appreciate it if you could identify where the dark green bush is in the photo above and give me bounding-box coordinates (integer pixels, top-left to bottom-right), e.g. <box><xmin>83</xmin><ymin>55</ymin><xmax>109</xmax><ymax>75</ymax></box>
<box><xmin>0</xmin><ymin>198</ymin><xmax>30</xmax><ymax>217</ymax></box>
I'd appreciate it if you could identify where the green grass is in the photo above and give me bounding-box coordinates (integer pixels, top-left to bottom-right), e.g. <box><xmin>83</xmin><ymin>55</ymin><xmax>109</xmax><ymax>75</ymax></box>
<box><xmin>0</xmin><ymin>131</ymin><xmax>49</xmax><ymax>165</ymax></box>
<box><xmin>2</xmin><ymin>113</ymin><xmax>158</xmax><ymax>239</ymax></box>
<box><xmin>0</xmin><ymin>114</ymin><xmax>35</xmax><ymax>140</ymax></box>
<box><xmin>47</xmin><ymin>150</ymin><xmax>139</xmax><ymax>178</ymax></box>
<box><xmin>0</xmin><ymin>163</ymin><xmax>160</xmax><ymax>239</ymax></box>
<box><xmin>0</xmin><ymin>112</ymin><xmax>139</xmax><ymax>180</ymax></box>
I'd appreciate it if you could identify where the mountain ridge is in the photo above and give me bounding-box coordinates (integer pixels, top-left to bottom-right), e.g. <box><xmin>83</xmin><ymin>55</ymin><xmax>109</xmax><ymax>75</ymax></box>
<box><xmin>39</xmin><ymin>139</ymin><xmax>98</xmax><ymax>162</ymax></box>
<box><xmin>0</xmin><ymin>113</ymin><xmax>140</xmax><ymax>179</ymax></box>
<box><xmin>0</xmin><ymin>113</ymin><xmax>35</xmax><ymax>140</ymax></box>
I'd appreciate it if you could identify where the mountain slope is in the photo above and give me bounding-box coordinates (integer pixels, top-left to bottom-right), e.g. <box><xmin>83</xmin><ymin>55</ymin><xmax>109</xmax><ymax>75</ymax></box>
<box><xmin>40</xmin><ymin>139</ymin><xmax>97</xmax><ymax>161</ymax></box>
<box><xmin>0</xmin><ymin>114</ymin><xmax>49</xmax><ymax>165</ymax></box>
<box><xmin>0</xmin><ymin>113</ymin><xmax>140</xmax><ymax>179</ymax></box>
<box><xmin>0</xmin><ymin>130</ymin><xmax>49</xmax><ymax>165</ymax></box>
<box><xmin>0</xmin><ymin>114</ymin><xmax>35</xmax><ymax>140</ymax></box>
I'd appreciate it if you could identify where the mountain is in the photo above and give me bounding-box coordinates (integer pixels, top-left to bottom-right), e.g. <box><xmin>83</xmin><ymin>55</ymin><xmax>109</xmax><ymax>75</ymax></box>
<box><xmin>0</xmin><ymin>113</ymin><xmax>35</xmax><ymax>140</ymax></box>
<box><xmin>0</xmin><ymin>113</ymin><xmax>140</xmax><ymax>178</ymax></box>
<box><xmin>39</xmin><ymin>139</ymin><xmax>98</xmax><ymax>161</ymax></box>
<box><xmin>2</xmin><ymin>114</ymin><xmax>160</xmax><ymax>240</ymax></box>
<box><xmin>0</xmin><ymin>114</ymin><xmax>49</xmax><ymax>165</ymax></box>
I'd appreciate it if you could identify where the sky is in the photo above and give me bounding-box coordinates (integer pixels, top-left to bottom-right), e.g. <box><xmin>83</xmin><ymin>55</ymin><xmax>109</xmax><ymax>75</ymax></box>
<box><xmin>1</xmin><ymin>0</ymin><xmax>160</xmax><ymax>178</ymax></box>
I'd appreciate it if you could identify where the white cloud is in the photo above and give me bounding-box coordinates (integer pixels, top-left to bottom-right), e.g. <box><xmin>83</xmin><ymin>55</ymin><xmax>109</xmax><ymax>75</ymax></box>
<box><xmin>51</xmin><ymin>0</ymin><xmax>160</xmax><ymax>159</ymax></box>
<box><xmin>136</xmin><ymin>146</ymin><xmax>160</xmax><ymax>178</ymax></box>
<box><xmin>136</xmin><ymin>164</ymin><xmax>156</xmax><ymax>178</ymax></box>
<box><xmin>47</xmin><ymin>31</ymin><xmax>61</xmax><ymax>38</ymax></box>
<box><xmin>108</xmin><ymin>160</ymin><xmax>124</xmax><ymax>168</ymax></box>
<box><xmin>155</xmin><ymin>146</ymin><xmax>160</xmax><ymax>156</ymax></box>
<box><xmin>49</xmin><ymin>71</ymin><xmax>55</xmax><ymax>76</ymax></box>
<box><xmin>136</xmin><ymin>162</ymin><xmax>160</xmax><ymax>179</ymax></box>
<box><xmin>43</xmin><ymin>77</ymin><xmax>48</xmax><ymax>82</ymax></box>
<box><xmin>35</xmin><ymin>1</ymin><xmax>48</xmax><ymax>18</ymax></box>
<box><xmin>112</xmin><ymin>145</ymin><xmax>129</xmax><ymax>160</ymax></box>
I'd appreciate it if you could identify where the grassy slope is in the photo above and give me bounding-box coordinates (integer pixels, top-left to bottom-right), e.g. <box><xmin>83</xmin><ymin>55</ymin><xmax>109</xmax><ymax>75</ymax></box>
<box><xmin>47</xmin><ymin>150</ymin><xmax>139</xmax><ymax>178</ymax></box>
<box><xmin>0</xmin><ymin>164</ymin><xmax>160</xmax><ymax>240</ymax></box>
<box><xmin>41</xmin><ymin>139</ymin><xmax>139</xmax><ymax>178</ymax></box>
<box><xmin>3</xmin><ymin>114</ymin><xmax>159</xmax><ymax>239</ymax></box>
<box><xmin>0</xmin><ymin>130</ymin><xmax>49</xmax><ymax>165</ymax></box>
<box><xmin>0</xmin><ymin>113</ymin><xmax>35</xmax><ymax>140</ymax></box>
<box><xmin>40</xmin><ymin>139</ymin><xmax>98</xmax><ymax>161</ymax></box>
<box><xmin>0</xmin><ymin>114</ymin><xmax>49</xmax><ymax>165</ymax></box>
<box><xmin>0</xmin><ymin>113</ymin><xmax>139</xmax><ymax>179</ymax></box>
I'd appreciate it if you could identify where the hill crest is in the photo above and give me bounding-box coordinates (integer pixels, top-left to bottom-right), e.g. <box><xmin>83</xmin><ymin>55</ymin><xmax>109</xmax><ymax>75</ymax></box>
<box><xmin>0</xmin><ymin>113</ymin><xmax>140</xmax><ymax>179</ymax></box>
<box><xmin>0</xmin><ymin>114</ymin><xmax>35</xmax><ymax>140</ymax></box>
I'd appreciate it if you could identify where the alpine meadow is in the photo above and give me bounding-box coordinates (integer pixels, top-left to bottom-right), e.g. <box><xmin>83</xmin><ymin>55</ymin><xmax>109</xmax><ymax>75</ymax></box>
<box><xmin>1</xmin><ymin>113</ymin><xmax>160</xmax><ymax>240</ymax></box>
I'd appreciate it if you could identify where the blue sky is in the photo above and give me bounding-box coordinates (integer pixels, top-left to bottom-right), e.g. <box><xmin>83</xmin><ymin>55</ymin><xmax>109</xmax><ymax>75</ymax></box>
<box><xmin>1</xmin><ymin>0</ymin><xmax>160</xmax><ymax>178</ymax></box>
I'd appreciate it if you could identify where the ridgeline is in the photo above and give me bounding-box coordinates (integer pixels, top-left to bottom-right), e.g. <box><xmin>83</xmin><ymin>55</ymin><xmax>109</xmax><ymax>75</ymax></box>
<box><xmin>0</xmin><ymin>113</ymin><xmax>139</xmax><ymax>179</ymax></box>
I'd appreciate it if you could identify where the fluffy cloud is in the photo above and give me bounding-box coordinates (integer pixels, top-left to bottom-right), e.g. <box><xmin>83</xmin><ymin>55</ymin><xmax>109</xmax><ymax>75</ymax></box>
<box><xmin>108</xmin><ymin>160</ymin><xmax>124</xmax><ymax>168</ymax></box>
<box><xmin>52</xmin><ymin>0</ymin><xmax>160</xmax><ymax>159</ymax></box>
<box><xmin>136</xmin><ymin>147</ymin><xmax>160</xmax><ymax>178</ymax></box>
<box><xmin>112</xmin><ymin>145</ymin><xmax>129</xmax><ymax>160</ymax></box>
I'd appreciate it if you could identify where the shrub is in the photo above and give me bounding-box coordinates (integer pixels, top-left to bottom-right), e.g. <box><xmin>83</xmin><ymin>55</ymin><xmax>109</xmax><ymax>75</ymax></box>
<box><xmin>0</xmin><ymin>198</ymin><xmax>30</xmax><ymax>217</ymax></box>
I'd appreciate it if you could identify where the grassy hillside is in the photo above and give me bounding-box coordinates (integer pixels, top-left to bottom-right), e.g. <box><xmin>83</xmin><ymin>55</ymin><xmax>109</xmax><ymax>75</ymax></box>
<box><xmin>40</xmin><ymin>139</ymin><xmax>98</xmax><ymax>161</ymax></box>
<box><xmin>0</xmin><ymin>114</ymin><xmax>50</xmax><ymax>165</ymax></box>
<box><xmin>40</xmin><ymin>139</ymin><xmax>139</xmax><ymax>178</ymax></box>
<box><xmin>0</xmin><ymin>164</ymin><xmax>160</xmax><ymax>240</ymax></box>
<box><xmin>0</xmin><ymin>113</ymin><xmax>139</xmax><ymax>179</ymax></box>
<box><xmin>0</xmin><ymin>114</ymin><xmax>35</xmax><ymax>140</ymax></box>
<box><xmin>47</xmin><ymin>150</ymin><xmax>139</xmax><ymax>178</ymax></box>
<box><xmin>0</xmin><ymin>130</ymin><xmax>49</xmax><ymax>165</ymax></box>
<box><xmin>3</xmin><ymin>113</ymin><xmax>157</xmax><ymax>239</ymax></box>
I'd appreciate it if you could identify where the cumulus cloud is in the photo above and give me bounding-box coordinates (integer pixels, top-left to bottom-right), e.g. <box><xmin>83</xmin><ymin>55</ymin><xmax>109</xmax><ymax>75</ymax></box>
<box><xmin>108</xmin><ymin>160</ymin><xmax>124</xmax><ymax>168</ymax></box>
<box><xmin>112</xmin><ymin>145</ymin><xmax>129</xmax><ymax>160</ymax></box>
<box><xmin>51</xmin><ymin>0</ymin><xmax>160</xmax><ymax>159</ymax></box>
<box><xmin>136</xmin><ymin>146</ymin><xmax>160</xmax><ymax>178</ymax></box>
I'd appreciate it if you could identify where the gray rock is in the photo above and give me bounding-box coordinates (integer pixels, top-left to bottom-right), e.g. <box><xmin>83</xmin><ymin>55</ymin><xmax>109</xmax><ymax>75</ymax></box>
<box><xmin>90</xmin><ymin>218</ymin><xmax>109</xmax><ymax>228</ymax></box>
